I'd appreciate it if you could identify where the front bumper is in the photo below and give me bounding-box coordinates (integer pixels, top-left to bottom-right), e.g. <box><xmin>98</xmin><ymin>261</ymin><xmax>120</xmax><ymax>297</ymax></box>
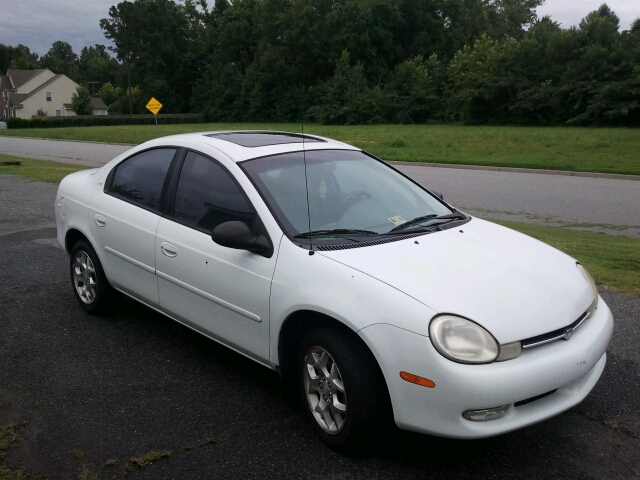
<box><xmin>358</xmin><ymin>296</ymin><xmax>613</xmax><ymax>439</ymax></box>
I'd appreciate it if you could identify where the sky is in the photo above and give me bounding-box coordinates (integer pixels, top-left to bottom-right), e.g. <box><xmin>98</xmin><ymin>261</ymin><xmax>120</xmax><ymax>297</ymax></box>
<box><xmin>0</xmin><ymin>0</ymin><xmax>638</xmax><ymax>57</ymax></box>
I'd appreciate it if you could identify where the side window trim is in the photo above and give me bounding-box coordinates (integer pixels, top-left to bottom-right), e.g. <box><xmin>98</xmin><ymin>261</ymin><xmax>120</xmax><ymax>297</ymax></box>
<box><xmin>160</xmin><ymin>147</ymin><xmax>187</xmax><ymax>215</ymax></box>
<box><xmin>104</xmin><ymin>146</ymin><xmax>182</xmax><ymax>215</ymax></box>
<box><xmin>165</xmin><ymin>149</ymin><xmax>258</xmax><ymax>225</ymax></box>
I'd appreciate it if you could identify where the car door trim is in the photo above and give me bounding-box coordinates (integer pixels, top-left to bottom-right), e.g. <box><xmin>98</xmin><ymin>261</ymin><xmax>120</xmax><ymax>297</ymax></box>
<box><xmin>105</xmin><ymin>246</ymin><xmax>155</xmax><ymax>274</ymax></box>
<box><xmin>155</xmin><ymin>269</ymin><xmax>262</xmax><ymax>323</ymax></box>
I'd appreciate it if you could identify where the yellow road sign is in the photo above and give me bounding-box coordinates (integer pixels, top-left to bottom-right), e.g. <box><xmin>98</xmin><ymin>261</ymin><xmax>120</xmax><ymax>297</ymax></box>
<box><xmin>146</xmin><ymin>97</ymin><xmax>163</xmax><ymax>115</ymax></box>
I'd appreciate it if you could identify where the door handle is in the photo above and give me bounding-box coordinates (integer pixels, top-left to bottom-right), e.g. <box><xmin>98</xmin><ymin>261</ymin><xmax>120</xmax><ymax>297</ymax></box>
<box><xmin>94</xmin><ymin>214</ymin><xmax>106</xmax><ymax>227</ymax></box>
<box><xmin>160</xmin><ymin>242</ymin><xmax>178</xmax><ymax>257</ymax></box>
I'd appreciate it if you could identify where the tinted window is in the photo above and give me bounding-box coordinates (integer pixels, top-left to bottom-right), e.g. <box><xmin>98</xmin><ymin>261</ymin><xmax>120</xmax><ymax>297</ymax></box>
<box><xmin>110</xmin><ymin>148</ymin><xmax>176</xmax><ymax>211</ymax></box>
<box><xmin>173</xmin><ymin>151</ymin><xmax>254</xmax><ymax>232</ymax></box>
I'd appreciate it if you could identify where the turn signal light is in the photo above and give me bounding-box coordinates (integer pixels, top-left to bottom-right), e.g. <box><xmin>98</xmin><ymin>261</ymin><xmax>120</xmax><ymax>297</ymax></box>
<box><xmin>400</xmin><ymin>371</ymin><xmax>435</xmax><ymax>388</ymax></box>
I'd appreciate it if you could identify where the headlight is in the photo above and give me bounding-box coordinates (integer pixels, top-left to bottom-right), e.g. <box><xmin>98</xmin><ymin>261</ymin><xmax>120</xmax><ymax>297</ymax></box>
<box><xmin>577</xmin><ymin>263</ymin><xmax>598</xmax><ymax>307</ymax></box>
<box><xmin>429</xmin><ymin>315</ymin><xmax>499</xmax><ymax>364</ymax></box>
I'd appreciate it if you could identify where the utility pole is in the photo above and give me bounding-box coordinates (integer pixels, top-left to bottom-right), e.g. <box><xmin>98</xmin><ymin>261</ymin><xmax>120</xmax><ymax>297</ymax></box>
<box><xmin>87</xmin><ymin>81</ymin><xmax>99</xmax><ymax>96</ymax></box>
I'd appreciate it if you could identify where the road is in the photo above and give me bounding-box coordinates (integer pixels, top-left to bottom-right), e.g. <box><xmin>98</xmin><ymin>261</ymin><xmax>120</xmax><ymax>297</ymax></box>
<box><xmin>2</xmin><ymin>136</ymin><xmax>640</xmax><ymax>237</ymax></box>
<box><xmin>0</xmin><ymin>174</ymin><xmax>639</xmax><ymax>479</ymax></box>
<box><xmin>0</xmin><ymin>136</ymin><xmax>132</xmax><ymax>167</ymax></box>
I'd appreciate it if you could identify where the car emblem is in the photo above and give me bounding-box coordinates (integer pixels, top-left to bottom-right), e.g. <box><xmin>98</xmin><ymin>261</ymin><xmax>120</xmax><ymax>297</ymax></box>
<box><xmin>562</xmin><ymin>327</ymin><xmax>573</xmax><ymax>341</ymax></box>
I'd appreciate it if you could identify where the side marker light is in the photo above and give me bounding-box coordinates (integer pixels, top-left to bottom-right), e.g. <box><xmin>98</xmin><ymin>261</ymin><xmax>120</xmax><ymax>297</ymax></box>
<box><xmin>400</xmin><ymin>371</ymin><xmax>435</xmax><ymax>388</ymax></box>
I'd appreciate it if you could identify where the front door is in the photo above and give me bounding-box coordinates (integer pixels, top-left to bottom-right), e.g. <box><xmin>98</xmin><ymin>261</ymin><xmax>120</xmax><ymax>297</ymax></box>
<box><xmin>155</xmin><ymin>150</ymin><xmax>277</xmax><ymax>364</ymax></box>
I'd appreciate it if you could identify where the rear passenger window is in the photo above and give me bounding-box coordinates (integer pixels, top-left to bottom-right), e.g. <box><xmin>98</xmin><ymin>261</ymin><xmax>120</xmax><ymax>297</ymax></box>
<box><xmin>173</xmin><ymin>151</ymin><xmax>254</xmax><ymax>233</ymax></box>
<box><xmin>110</xmin><ymin>148</ymin><xmax>176</xmax><ymax>211</ymax></box>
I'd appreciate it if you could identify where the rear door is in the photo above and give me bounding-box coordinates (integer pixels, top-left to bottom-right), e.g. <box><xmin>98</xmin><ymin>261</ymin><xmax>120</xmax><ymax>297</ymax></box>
<box><xmin>155</xmin><ymin>150</ymin><xmax>277</xmax><ymax>364</ymax></box>
<box><xmin>90</xmin><ymin>147</ymin><xmax>178</xmax><ymax>305</ymax></box>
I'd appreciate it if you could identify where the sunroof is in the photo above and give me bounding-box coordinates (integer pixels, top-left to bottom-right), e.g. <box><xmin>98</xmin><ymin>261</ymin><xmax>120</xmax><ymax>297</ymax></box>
<box><xmin>206</xmin><ymin>132</ymin><xmax>325</xmax><ymax>148</ymax></box>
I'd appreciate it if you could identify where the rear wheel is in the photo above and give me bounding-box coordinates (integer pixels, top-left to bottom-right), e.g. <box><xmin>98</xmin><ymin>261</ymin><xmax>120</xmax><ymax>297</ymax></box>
<box><xmin>298</xmin><ymin>327</ymin><xmax>391</xmax><ymax>451</ymax></box>
<box><xmin>70</xmin><ymin>240</ymin><xmax>116</xmax><ymax>314</ymax></box>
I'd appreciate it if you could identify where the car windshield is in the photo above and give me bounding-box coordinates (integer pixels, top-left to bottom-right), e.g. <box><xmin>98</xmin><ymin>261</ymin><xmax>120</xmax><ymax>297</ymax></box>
<box><xmin>241</xmin><ymin>150</ymin><xmax>452</xmax><ymax>240</ymax></box>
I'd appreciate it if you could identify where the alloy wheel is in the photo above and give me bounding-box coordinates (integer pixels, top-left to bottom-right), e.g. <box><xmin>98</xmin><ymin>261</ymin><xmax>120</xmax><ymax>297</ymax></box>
<box><xmin>72</xmin><ymin>250</ymin><xmax>98</xmax><ymax>304</ymax></box>
<box><xmin>303</xmin><ymin>346</ymin><xmax>348</xmax><ymax>434</ymax></box>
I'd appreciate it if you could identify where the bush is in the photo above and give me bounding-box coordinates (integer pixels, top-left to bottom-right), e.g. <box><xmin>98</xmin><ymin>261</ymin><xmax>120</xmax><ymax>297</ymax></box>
<box><xmin>7</xmin><ymin>113</ymin><xmax>204</xmax><ymax>129</ymax></box>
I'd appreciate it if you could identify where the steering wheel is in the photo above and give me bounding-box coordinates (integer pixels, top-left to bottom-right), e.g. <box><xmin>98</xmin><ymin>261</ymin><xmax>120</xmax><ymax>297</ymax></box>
<box><xmin>336</xmin><ymin>190</ymin><xmax>373</xmax><ymax>218</ymax></box>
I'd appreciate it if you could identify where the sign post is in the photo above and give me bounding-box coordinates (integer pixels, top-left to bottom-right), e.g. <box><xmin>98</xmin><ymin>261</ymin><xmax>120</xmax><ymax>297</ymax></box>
<box><xmin>145</xmin><ymin>97</ymin><xmax>163</xmax><ymax>126</ymax></box>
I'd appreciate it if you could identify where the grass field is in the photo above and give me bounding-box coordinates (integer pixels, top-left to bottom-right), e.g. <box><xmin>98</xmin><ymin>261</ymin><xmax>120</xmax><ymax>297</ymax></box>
<box><xmin>0</xmin><ymin>155</ymin><xmax>91</xmax><ymax>183</ymax></box>
<box><xmin>1</xmin><ymin>156</ymin><xmax>638</xmax><ymax>297</ymax></box>
<box><xmin>492</xmin><ymin>220</ymin><xmax>640</xmax><ymax>297</ymax></box>
<box><xmin>2</xmin><ymin>123</ymin><xmax>639</xmax><ymax>175</ymax></box>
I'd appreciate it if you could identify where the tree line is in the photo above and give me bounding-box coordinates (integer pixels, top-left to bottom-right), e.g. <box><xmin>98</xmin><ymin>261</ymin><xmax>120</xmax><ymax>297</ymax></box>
<box><xmin>1</xmin><ymin>0</ymin><xmax>639</xmax><ymax>126</ymax></box>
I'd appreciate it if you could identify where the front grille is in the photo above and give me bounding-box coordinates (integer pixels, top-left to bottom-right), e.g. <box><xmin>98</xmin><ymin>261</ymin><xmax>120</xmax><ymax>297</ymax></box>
<box><xmin>521</xmin><ymin>305</ymin><xmax>594</xmax><ymax>350</ymax></box>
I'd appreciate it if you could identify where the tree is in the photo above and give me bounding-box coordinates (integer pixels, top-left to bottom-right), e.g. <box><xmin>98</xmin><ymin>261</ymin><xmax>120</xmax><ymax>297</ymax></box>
<box><xmin>77</xmin><ymin>45</ymin><xmax>121</xmax><ymax>89</ymax></box>
<box><xmin>41</xmin><ymin>41</ymin><xmax>79</xmax><ymax>78</ymax></box>
<box><xmin>71</xmin><ymin>85</ymin><xmax>92</xmax><ymax>115</ymax></box>
<box><xmin>97</xmin><ymin>82</ymin><xmax>123</xmax><ymax>108</ymax></box>
<box><xmin>308</xmin><ymin>50</ymin><xmax>385</xmax><ymax>125</ymax></box>
<box><xmin>7</xmin><ymin>44</ymin><xmax>40</xmax><ymax>69</ymax></box>
<box><xmin>101</xmin><ymin>2</ymin><xmax>138</xmax><ymax>114</ymax></box>
<box><xmin>389</xmin><ymin>55</ymin><xmax>441</xmax><ymax>123</ymax></box>
<box><xmin>445</xmin><ymin>35</ymin><xmax>523</xmax><ymax>124</ymax></box>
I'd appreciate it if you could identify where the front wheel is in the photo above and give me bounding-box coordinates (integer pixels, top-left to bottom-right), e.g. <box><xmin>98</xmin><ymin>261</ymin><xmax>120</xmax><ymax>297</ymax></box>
<box><xmin>298</xmin><ymin>327</ymin><xmax>392</xmax><ymax>451</ymax></box>
<box><xmin>69</xmin><ymin>240</ymin><xmax>116</xmax><ymax>314</ymax></box>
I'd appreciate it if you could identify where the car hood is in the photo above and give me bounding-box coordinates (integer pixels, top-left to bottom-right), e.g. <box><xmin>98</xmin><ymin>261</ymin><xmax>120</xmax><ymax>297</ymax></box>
<box><xmin>318</xmin><ymin>218</ymin><xmax>593</xmax><ymax>344</ymax></box>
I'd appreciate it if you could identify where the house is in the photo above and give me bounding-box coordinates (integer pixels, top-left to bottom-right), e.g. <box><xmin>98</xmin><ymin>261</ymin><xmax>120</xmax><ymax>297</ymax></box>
<box><xmin>64</xmin><ymin>97</ymin><xmax>109</xmax><ymax>116</ymax></box>
<box><xmin>1</xmin><ymin>68</ymin><xmax>108</xmax><ymax>119</ymax></box>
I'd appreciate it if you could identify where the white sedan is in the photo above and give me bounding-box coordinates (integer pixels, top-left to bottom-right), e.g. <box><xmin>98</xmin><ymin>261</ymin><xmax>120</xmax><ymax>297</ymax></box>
<box><xmin>56</xmin><ymin>131</ymin><xmax>613</xmax><ymax>450</ymax></box>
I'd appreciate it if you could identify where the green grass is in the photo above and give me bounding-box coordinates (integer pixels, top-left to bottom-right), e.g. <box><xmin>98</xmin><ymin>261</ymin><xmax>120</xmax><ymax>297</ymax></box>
<box><xmin>0</xmin><ymin>424</ymin><xmax>19</xmax><ymax>451</ymax></box>
<box><xmin>0</xmin><ymin>423</ymin><xmax>27</xmax><ymax>480</ymax></box>
<box><xmin>129</xmin><ymin>450</ymin><xmax>171</xmax><ymax>468</ymax></box>
<box><xmin>494</xmin><ymin>220</ymin><xmax>640</xmax><ymax>297</ymax></box>
<box><xmin>2</xmin><ymin>124</ymin><xmax>639</xmax><ymax>175</ymax></box>
<box><xmin>0</xmin><ymin>155</ymin><xmax>90</xmax><ymax>183</ymax></box>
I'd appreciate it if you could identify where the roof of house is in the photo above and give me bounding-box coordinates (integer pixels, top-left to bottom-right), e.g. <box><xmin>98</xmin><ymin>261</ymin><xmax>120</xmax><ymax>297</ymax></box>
<box><xmin>7</xmin><ymin>93</ymin><xmax>28</xmax><ymax>106</ymax></box>
<box><xmin>6</xmin><ymin>69</ymin><xmax>49</xmax><ymax>89</ymax></box>
<box><xmin>89</xmin><ymin>97</ymin><xmax>108</xmax><ymax>109</ymax></box>
<box><xmin>0</xmin><ymin>75</ymin><xmax>12</xmax><ymax>90</ymax></box>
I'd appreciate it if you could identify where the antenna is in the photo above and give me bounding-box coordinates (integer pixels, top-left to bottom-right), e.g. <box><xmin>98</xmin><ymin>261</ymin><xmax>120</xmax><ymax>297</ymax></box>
<box><xmin>301</xmin><ymin>123</ymin><xmax>314</xmax><ymax>255</ymax></box>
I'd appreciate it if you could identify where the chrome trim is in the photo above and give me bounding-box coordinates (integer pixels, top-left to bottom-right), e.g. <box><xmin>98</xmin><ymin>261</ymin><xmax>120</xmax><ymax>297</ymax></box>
<box><xmin>522</xmin><ymin>332</ymin><xmax>570</xmax><ymax>349</ymax></box>
<box><xmin>572</xmin><ymin>310</ymin><xmax>591</xmax><ymax>332</ymax></box>
<box><xmin>522</xmin><ymin>309</ymin><xmax>592</xmax><ymax>350</ymax></box>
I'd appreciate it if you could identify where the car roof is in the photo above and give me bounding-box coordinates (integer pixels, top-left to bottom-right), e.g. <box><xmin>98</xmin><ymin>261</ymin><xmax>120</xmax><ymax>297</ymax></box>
<box><xmin>147</xmin><ymin>130</ymin><xmax>360</xmax><ymax>163</ymax></box>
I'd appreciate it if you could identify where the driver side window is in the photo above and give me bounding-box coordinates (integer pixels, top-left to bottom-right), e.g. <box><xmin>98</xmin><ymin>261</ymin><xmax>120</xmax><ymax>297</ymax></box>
<box><xmin>172</xmin><ymin>151</ymin><xmax>255</xmax><ymax>233</ymax></box>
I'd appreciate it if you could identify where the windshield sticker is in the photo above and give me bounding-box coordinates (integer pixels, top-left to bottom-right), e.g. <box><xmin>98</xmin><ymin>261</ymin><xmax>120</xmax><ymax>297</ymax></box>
<box><xmin>319</xmin><ymin>178</ymin><xmax>327</xmax><ymax>198</ymax></box>
<box><xmin>388</xmin><ymin>215</ymin><xmax>406</xmax><ymax>226</ymax></box>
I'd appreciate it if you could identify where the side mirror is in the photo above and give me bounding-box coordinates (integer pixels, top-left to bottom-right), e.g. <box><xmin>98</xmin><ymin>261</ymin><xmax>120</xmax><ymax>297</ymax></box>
<box><xmin>212</xmin><ymin>221</ymin><xmax>273</xmax><ymax>258</ymax></box>
<box><xmin>429</xmin><ymin>189</ymin><xmax>444</xmax><ymax>200</ymax></box>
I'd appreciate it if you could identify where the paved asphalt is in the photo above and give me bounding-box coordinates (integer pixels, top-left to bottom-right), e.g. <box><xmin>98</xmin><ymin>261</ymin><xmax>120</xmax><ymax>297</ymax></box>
<box><xmin>1</xmin><ymin>136</ymin><xmax>639</xmax><ymax>237</ymax></box>
<box><xmin>1</xmin><ymin>174</ymin><xmax>639</xmax><ymax>479</ymax></box>
<box><xmin>0</xmin><ymin>136</ymin><xmax>132</xmax><ymax>167</ymax></box>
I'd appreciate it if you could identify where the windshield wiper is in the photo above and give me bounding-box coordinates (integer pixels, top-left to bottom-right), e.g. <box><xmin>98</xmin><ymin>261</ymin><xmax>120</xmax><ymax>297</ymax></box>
<box><xmin>294</xmin><ymin>229</ymin><xmax>380</xmax><ymax>239</ymax></box>
<box><xmin>389</xmin><ymin>212</ymin><xmax>466</xmax><ymax>232</ymax></box>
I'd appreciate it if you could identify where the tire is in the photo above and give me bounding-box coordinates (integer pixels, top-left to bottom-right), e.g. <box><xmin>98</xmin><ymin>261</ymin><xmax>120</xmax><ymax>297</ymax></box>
<box><xmin>298</xmin><ymin>327</ymin><xmax>392</xmax><ymax>452</ymax></box>
<box><xmin>69</xmin><ymin>240</ymin><xmax>117</xmax><ymax>314</ymax></box>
